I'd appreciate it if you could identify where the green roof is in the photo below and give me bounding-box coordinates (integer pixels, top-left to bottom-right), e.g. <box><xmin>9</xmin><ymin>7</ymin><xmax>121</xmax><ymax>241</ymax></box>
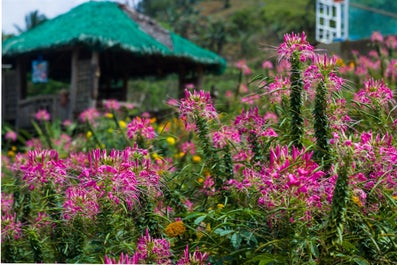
<box><xmin>2</xmin><ymin>1</ymin><xmax>226</xmax><ymax>74</ymax></box>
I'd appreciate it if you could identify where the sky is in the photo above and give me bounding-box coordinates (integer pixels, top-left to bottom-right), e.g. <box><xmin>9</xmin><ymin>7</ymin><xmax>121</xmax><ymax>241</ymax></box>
<box><xmin>2</xmin><ymin>0</ymin><xmax>139</xmax><ymax>34</ymax></box>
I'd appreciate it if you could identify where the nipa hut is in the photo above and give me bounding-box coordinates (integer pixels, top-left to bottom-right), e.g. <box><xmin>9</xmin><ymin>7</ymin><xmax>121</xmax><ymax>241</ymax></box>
<box><xmin>2</xmin><ymin>1</ymin><xmax>226</xmax><ymax>129</ymax></box>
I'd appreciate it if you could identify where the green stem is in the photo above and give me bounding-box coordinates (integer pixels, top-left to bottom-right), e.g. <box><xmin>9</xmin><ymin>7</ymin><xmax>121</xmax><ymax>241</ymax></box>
<box><xmin>313</xmin><ymin>81</ymin><xmax>331</xmax><ymax>171</ymax></box>
<box><xmin>289</xmin><ymin>55</ymin><xmax>304</xmax><ymax>149</ymax></box>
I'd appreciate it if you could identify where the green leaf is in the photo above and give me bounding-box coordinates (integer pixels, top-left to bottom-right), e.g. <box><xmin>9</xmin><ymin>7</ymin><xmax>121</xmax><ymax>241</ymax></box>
<box><xmin>194</xmin><ymin>215</ymin><xmax>206</xmax><ymax>225</ymax></box>
<box><xmin>231</xmin><ymin>232</ymin><xmax>242</xmax><ymax>249</ymax></box>
<box><xmin>353</xmin><ymin>256</ymin><xmax>370</xmax><ymax>265</ymax></box>
<box><xmin>214</xmin><ymin>228</ymin><xmax>234</xmax><ymax>236</ymax></box>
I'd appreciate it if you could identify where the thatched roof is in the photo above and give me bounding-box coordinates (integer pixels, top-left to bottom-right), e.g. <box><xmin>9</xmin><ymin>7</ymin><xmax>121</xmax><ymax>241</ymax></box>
<box><xmin>2</xmin><ymin>1</ymin><xmax>226</xmax><ymax>75</ymax></box>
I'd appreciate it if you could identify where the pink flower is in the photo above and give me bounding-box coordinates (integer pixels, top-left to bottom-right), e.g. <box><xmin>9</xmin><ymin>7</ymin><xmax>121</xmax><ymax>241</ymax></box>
<box><xmin>354</xmin><ymin>78</ymin><xmax>394</xmax><ymax>106</ymax></box>
<box><xmin>132</xmin><ymin>229</ymin><xmax>172</xmax><ymax>264</ymax></box>
<box><xmin>177</xmin><ymin>245</ymin><xmax>209</xmax><ymax>265</ymax></box>
<box><xmin>262</xmin><ymin>60</ymin><xmax>274</xmax><ymax>69</ymax></box>
<box><xmin>79</xmin><ymin>108</ymin><xmax>100</xmax><ymax>123</ymax></box>
<box><xmin>179</xmin><ymin>89</ymin><xmax>218</xmax><ymax>122</ymax></box>
<box><xmin>63</xmin><ymin>185</ymin><xmax>100</xmax><ymax>220</ymax></box>
<box><xmin>105</xmin><ymin>253</ymin><xmax>139</xmax><ymax>264</ymax></box>
<box><xmin>371</xmin><ymin>31</ymin><xmax>383</xmax><ymax>43</ymax></box>
<box><xmin>212</xmin><ymin>126</ymin><xmax>241</xmax><ymax>148</ymax></box>
<box><xmin>127</xmin><ymin>117</ymin><xmax>156</xmax><ymax>140</ymax></box>
<box><xmin>235</xmin><ymin>59</ymin><xmax>252</xmax><ymax>75</ymax></box>
<box><xmin>277</xmin><ymin>32</ymin><xmax>314</xmax><ymax>62</ymax></box>
<box><xmin>34</xmin><ymin>109</ymin><xmax>50</xmax><ymax>121</ymax></box>
<box><xmin>1</xmin><ymin>213</ymin><xmax>22</xmax><ymax>240</ymax></box>
<box><xmin>5</xmin><ymin>131</ymin><xmax>17</xmax><ymax>142</ymax></box>
<box><xmin>103</xmin><ymin>99</ymin><xmax>120</xmax><ymax>111</ymax></box>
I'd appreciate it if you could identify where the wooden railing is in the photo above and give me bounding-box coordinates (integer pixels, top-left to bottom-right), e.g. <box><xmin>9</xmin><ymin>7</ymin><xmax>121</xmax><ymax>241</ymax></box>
<box><xmin>17</xmin><ymin>95</ymin><xmax>59</xmax><ymax>129</ymax></box>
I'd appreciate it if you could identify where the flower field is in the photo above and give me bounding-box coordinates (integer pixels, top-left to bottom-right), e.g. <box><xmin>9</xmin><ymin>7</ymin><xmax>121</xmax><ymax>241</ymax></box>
<box><xmin>2</xmin><ymin>32</ymin><xmax>397</xmax><ymax>264</ymax></box>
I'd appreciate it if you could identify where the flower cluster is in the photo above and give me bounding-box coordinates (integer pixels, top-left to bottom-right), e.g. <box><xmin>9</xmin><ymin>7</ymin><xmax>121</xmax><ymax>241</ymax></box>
<box><xmin>179</xmin><ymin>89</ymin><xmax>218</xmax><ymax>123</ymax></box>
<box><xmin>34</xmin><ymin>109</ymin><xmax>51</xmax><ymax>121</ymax></box>
<box><xmin>277</xmin><ymin>31</ymin><xmax>314</xmax><ymax>62</ymax></box>
<box><xmin>127</xmin><ymin>117</ymin><xmax>156</xmax><ymax>140</ymax></box>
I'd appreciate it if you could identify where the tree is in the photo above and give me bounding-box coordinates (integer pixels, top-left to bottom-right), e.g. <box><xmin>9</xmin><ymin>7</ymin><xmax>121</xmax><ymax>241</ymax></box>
<box><xmin>14</xmin><ymin>10</ymin><xmax>48</xmax><ymax>34</ymax></box>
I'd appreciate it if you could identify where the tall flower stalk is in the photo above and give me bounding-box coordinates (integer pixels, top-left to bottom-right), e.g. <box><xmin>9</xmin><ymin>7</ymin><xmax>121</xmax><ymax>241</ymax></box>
<box><xmin>304</xmin><ymin>54</ymin><xmax>343</xmax><ymax>171</ymax></box>
<box><xmin>278</xmin><ymin>32</ymin><xmax>314</xmax><ymax>149</ymax></box>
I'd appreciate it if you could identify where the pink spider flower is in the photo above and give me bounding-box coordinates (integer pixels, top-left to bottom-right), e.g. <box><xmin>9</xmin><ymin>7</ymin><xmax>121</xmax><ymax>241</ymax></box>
<box><xmin>212</xmin><ymin>125</ymin><xmax>241</xmax><ymax>148</ymax></box>
<box><xmin>303</xmin><ymin>54</ymin><xmax>344</xmax><ymax>93</ymax></box>
<box><xmin>63</xmin><ymin>186</ymin><xmax>100</xmax><ymax>220</ymax></box>
<box><xmin>18</xmin><ymin>150</ymin><xmax>67</xmax><ymax>190</ymax></box>
<box><xmin>103</xmin><ymin>99</ymin><xmax>120</xmax><ymax>111</ymax></box>
<box><xmin>127</xmin><ymin>116</ymin><xmax>156</xmax><ymax>140</ymax></box>
<box><xmin>79</xmin><ymin>107</ymin><xmax>100</xmax><ymax>123</ymax></box>
<box><xmin>371</xmin><ymin>31</ymin><xmax>384</xmax><ymax>43</ymax></box>
<box><xmin>235</xmin><ymin>59</ymin><xmax>252</xmax><ymax>75</ymax></box>
<box><xmin>1</xmin><ymin>213</ymin><xmax>22</xmax><ymax>241</ymax></box>
<box><xmin>179</xmin><ymin>89</ymin><xmax>218</xmax><ymax>123</ymax></box>
<box><xmin>1</xmin><ymin>193</ymin><xmax>14</xmax><ymax>214</ymax></box>
<box><xmin>262</xmin><ymin>60</ymin><xmax>274</xmax><ymax>69</ymax></box>
<box><xmin>5</xmin><ymin>131</ymin><xmax>17</xmax><ymax>142</ymax></box>
<box><xmin>277</xmin><ymin>32</ymin><xmax>315</xmax><ymax>62</ymax></box>
<box><xmin>234</xmin><ymin>107</ymin><xmax>271</xmax><ymax>136</ymax></box>
<box><xmin>176</xmin><ymin>245</ymin><xmax>210</xmax><ymax>265</ymax></box>
<box><xmin>105</xmin><ymin>253</ymin><xmax>139</xmax><ymax>264</ymax></box>
<box><xmin>385</xmin><ymin>35</ymin><xmax>397</xmax><ymax>50</ymax></box>
<box><xmin>262</xmin><ymin>75</ymin><xmax>290</xmax><ymax>104</ymax></box>
<box><xmin>34</xmin><ymin>109</ymin><xmax>51</xmax><ymax>121</ymax></box>
<box><xmin>354</xmin><ymin>78</ymin><xmax>394</xmax><ymax>106</ymax></box>
<box><xmin>132</xmin><ymin>228</ymin><xmax>172</xmax><ymax>264</ymax></box>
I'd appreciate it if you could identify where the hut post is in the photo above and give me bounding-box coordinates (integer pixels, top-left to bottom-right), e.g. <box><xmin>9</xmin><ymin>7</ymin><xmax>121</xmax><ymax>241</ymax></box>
<box><xmin>15</xmin><ymin>57</ymin><xmax>27</xmax><ymax>129</ymax></box>
<box><xmin>69</xmin><ymin>48</ymin><xmax>79</xmax><ymax>120</ymax></box>
<box><xmin>122</xmin><ymin>74</ymin><xmax>129</xmax><ymax>101</ymax></box>
<box><xmin>91</xmin><ymin>51</ymin><xmax>100</xmax><ymax>108</ymax></box>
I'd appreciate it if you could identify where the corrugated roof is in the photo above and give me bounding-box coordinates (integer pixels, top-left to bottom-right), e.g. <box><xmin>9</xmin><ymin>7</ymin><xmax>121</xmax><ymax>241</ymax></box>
<box><xmin>2</xmin><ymin>1</ymin><xmax>226</xmax><ymax>74</ymax></box>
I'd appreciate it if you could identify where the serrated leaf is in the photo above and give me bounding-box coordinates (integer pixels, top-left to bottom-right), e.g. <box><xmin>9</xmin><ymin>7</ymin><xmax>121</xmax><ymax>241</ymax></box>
<box><xmin>231</xmin><ymin>233</ymin><xmax>242</xmax><ymax>249</ymax></box>
<box><xmin>214</xmin><ymin>228</ymin><xmax>234</xmax><ymax>236</ymax></box>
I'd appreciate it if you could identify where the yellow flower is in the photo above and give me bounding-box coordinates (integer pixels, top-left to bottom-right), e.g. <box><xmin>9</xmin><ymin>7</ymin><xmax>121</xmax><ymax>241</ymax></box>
<box><xmin>165</xmin><ymin>221</ymin><xmax>186</xmax><ymax>237</ymax></box>
<box><xmin>105</xmin><ymin>112</ymin><xmax>113</xmax><ymax>119</ymax></box>
<box><xmin>11</xmin><ymin>146</ymin><xmax>17</xmax><ymax>151</ymax></box>
<box><xmin>7</xmin><ymin>150</ymin><xmax>15</xmax><ymax>157</ymax></box>
<box><xmin>217</xmin><ymin>203</ymin><xmax>224</xmax><ymax>210</ymax></box>
<box><xmin>348</xmin><ymin>61</ymin><xmax>355</xmax><ymax>68</ymax></box>
<box><xmin>150</xmin><ymin>117</ymin><xmax>157</xmax><ymax>124</ymax></box>
<box><xmin>86</xmin><ymin>131</ymin><xmax>92</xmax><ymax>139</ymax></box>
<box><xmin>119</xmin><ymin>120</ymin><xmax>127</xmax><ymax>128</ymax></box>
<box><xmin>192</xmin><ymin>155</ymin><xmax>201</xmax><ymax>163</ymax></box>
<box><xmin>197</xmin><ymin>177</ymin><xmax>204</xmax><ymax>183</ymax></box>
<box><xmin>152</xmin><ymin>153</ymin><xmax>159</xmax><ymax>159</ymax></box>
<box><xmin>393</xmin><ymin>195</ymin><xmax>397</xmax><ymax>200</ymax></box>
<box><xmin>166</xmin><ymin>137</ymin><xmax>176</xmax><ymax>145</ymax></box>
<box><xmin>107</xmin><ymin>128</ymin><xmax>114</xmax><ymax>133</ymax></box>
<box><xmin>352</xmin><ymin>196</ymin><xmax>363</xmax><ymax>207</ymax></box>
<box><xmin>335</xmin><ymin>58</ymin><xmax>345</xmax><ymax>67</ymax></box>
